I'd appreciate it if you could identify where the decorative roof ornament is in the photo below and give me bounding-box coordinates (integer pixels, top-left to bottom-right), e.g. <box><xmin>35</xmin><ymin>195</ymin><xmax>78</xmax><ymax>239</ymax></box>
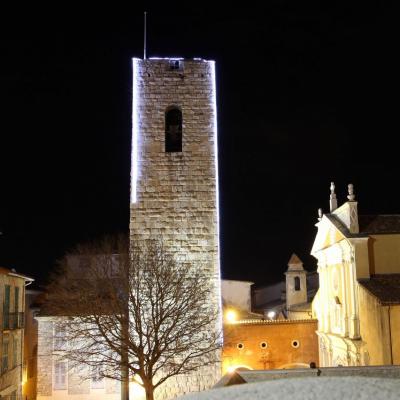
<box><xmin>318</xmin><ymin>208</ymin><xmax>323</xmax><ymax>221</ymax></box>
<box><xmin>347</xmin><ymin>183</ymin><xmax>355</xmax><ymax>201</ymax></box>
<box><xmin>330</xmin><ymin>182</ymin><xmax>338</xmax><ymax>212</ymax></box>
<box><xmin>330</xmin><ymin>182</ymin><xmax>336</xmax><ymax>197</ymax></box>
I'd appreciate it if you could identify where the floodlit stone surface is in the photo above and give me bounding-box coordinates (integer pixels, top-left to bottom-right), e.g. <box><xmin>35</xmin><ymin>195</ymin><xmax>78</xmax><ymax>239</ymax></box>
<box><xmin>179</xmin><ymin>377</ymin><xmax>400</xmax><ymax>400</ymax></box>
<box><xmin>130</xmin><ymin>59</ymin><xmax>221</xmax><ymax>399</ymax></box>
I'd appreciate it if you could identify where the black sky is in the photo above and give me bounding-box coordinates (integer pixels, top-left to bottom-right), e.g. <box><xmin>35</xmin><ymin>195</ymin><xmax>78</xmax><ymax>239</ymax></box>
<box><xmin>0</xmin><ymin>6</ymin><xmax>398</xmax><ymax>286</ymax></box>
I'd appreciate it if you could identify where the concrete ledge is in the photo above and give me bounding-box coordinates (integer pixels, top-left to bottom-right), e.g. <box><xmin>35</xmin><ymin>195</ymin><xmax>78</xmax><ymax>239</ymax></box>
<box><xmin>215</xmin><ymin>365</ymin><xmax>400</xmax><ymax>387</ymax></box>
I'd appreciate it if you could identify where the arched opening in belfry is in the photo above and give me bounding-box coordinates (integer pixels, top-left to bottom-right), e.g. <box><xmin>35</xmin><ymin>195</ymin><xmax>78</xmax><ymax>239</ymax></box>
<box><xmin>165</xmin><ymin>107</ymin><xmax>182</xmax><ymax>152</ymax></box>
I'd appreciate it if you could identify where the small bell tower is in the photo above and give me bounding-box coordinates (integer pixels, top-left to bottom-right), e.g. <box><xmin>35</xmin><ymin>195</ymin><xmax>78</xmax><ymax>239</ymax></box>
<box><xmin>285</xmin><ymin>253</ymin><xmax>308</xmax><ymax>309</ymax></box>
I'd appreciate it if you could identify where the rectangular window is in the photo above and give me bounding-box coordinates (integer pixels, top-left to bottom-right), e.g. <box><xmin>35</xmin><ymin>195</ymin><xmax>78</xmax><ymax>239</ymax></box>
<box><xmin>91</xmin><ymin>365</ymin><xmax>105</xmax><ymax>389</ymax></box>
<box><xmin>3</xmin><ymin>285</ymin><xmax>10</xmax><ymax>329</ymax></box>
<box><xmin>165</xmin><ymin>107</ymin><xmax>183</xmax><ymax>152</ymax></box>
<box><xmin>54</xmin><ymin>361</ymin><xmax>67</xmax><ymax>389</ymax></box>
<box><xmin>13</xmin><ymin>335</ymin><xmax>18</xmax><ymax>368</ymax></box>
<box><xmin>14</xmin><ymin>287</ymin><xmax>19</xmax><ymax>329</ymax></box>
<box><xmin>54</xmin><ymin>323</ymin><xmax>66</xmax><ymax>351</ymax></box>
<box><xmin>14</xmin><ymin>286</ymin><xmax>19</xmax><ymax>312</ymax></box>
<box><xmin>2</xmin><ymin>335</ymin><xmax>9</xmax><ymax>372</ymax></box>
<box><xmin>110</xmin><ymin>254</ymin><xmax>120</xmax><ymax>277</ymax></box>
<box><xmin>169</xmin><ymin>60</ymin><xmax>182</xmax><ymax>70</ymax></box>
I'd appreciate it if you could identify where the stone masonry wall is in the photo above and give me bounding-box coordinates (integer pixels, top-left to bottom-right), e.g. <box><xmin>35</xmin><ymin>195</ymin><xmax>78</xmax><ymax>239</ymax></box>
<box><xmin>37</xmin><ymin>319</ymin><xmax>53</xmax><ymax>397</ymax></box>
<box><xmin>130</xmin><ymin>59</ymin><xmax>221</xmax><ymax>399</ymax></box>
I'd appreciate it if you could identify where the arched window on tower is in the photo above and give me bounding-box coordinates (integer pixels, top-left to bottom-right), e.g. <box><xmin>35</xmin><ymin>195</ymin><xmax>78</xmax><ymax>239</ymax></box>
<box><xmin>294</xmin><ymin>276</ymin><xmax>301</xmax><ymax>291</ymax></box>
<box><xmin>165</xmin><ymin>107</ymin><xmax>182</xmax><ymax>152</ymax></box>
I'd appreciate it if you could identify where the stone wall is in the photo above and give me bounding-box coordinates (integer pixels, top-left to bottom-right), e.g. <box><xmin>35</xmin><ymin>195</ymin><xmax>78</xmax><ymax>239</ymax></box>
<box><xmin>37</xmin><ymin>319</ymin><xmax>53</xmax><ymax>397</ymax></box>
<box><xmin>154</xmin><ymin>364</ymin><xmax>221</xmax><ymax>400</ymax></box>
<box><xmin>130</xmin><ymin>59</ymin><xmax>219</xmax><ymax>275</ymax></box>
<box><xmin>130</xmin><ymin>59</ymin><xmax>221</xmax><ymax>399</ymax></box>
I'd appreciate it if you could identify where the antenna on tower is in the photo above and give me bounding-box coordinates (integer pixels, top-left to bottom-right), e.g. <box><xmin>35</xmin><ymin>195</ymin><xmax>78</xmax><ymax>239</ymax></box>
<box><xmin>143</xmin><ymin>11</ymin><xmax>147</xmax><ymax>59</ymax></box>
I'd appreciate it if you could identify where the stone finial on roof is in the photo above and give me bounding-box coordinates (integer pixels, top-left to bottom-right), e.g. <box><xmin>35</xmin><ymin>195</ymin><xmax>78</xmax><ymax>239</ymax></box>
<box><xmin>287</xmin><ymin>253</ymin><xmax>304</xmax><ymax>271</ymax></box>
<box><xmin>347</xmin><ymin>183</ymin><xmax>355</xmax><ymax>201</ymax></box>
<box><xmin>318</xmin><ymin>208</ymin><xmax>323</xmax><ymax>221</ymax></box>
<box><xmin>330</xmin><ymin>182</ymin><xmax>338</xmax><ymax>212</ymax></box>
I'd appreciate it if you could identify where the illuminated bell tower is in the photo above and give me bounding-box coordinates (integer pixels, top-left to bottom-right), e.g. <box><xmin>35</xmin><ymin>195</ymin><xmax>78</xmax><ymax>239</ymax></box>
<box><xmin>130</xmin><ymin>58</ymin><xmax>221</xmax><ymax>397</ymax></box>
<box><xmin>285</xmin><ymin>253</ymin><xmax>308</xmax><ymax>309</ymax></box>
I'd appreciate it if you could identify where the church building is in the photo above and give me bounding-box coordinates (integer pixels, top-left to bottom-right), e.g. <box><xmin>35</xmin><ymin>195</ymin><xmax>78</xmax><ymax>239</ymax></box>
<box><xmin>312</xmin><ymin>183</ymin><xmax>400</xmax><ymax>367</ymax></box>
<box><xmin>222</xmin><ymin>257</ymin><xmax>318</xmax><ymax>374</ymax></box>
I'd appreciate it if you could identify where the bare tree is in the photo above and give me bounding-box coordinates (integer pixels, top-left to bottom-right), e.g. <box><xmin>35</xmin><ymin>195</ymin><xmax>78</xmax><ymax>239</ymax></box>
<box><xmin>45</xmin><ymin>235</ymin><xmax>221</xmax><ymax>400</ymax></box>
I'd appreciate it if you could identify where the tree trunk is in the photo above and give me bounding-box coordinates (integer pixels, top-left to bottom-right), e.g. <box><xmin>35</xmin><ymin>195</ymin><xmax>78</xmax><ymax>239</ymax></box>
<box><xmin>121</xmin><ymin>305</ymin><xmax>130</xmax><ymax>400</ymax></box>
<box><xmin>144</xmin><ymin>381</ymin><xmax>154</xmax><ymax>400</ymax></box>
<box><xmin>121</xmin><ymin>373</ymin><xmax>130</xmax><ymax>400</ymax></box>
<box><xmin>141</xmin><ymin>377</ymin><xmax>154</xmax><ymax>400</ymax></box>
<box><xmin>120</xmin><ymin>349</ymin><xmax>130</xmax><ymax>400</ymax></box>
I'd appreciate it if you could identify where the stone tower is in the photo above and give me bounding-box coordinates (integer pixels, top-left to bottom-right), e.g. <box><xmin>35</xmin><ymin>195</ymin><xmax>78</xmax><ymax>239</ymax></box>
<box><xmin>285</xmin><ymin>253</ymin><xmax>308</xmax><ymax>309</ymax></box>
<box><xmin>130</xmin><ymin>58</ymin><xmax>221</xmax><ymax>397</ymax></box>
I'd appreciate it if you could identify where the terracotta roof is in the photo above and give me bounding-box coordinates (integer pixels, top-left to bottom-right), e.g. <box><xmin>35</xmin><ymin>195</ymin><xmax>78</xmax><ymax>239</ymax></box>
<box><xmin>228</xmin><ymin>318</ymin><xmax>317</xmax><ymax>326</ymax></box>
<box><xmin>358</xmin><ymin>215</ymin><xmax>400</xmax><ymax>234</ymax></box>
<box><xmin>359</xmin><ymin>275</ymin><xmax>400</xmax><ymax>305</ymax></box>
<box><xmin>326</xmin><ymin>214</ymin><xmax>400</xmax><ymax>238</ymax></box>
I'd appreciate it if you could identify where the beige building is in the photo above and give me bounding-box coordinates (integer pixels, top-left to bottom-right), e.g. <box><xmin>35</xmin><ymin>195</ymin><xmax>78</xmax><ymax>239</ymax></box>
<box><xmin>223</xmin><ymin>318</ymin><xmax>318</xmax><ymax>374</ymax></box>
<box><xmin>222</xmin><ymin>275</ymin><xmax>318</xmax><ymax>374</ymax></box>
<box><xmin>0</xmin><ymin>267</ymin><xmax>33</xmax><ymax>400</ymax></box>
<box><xmin>312</xmin><ymin>182</ymin><xmax>400</xmax><ymax>367</ymax></box>
<box><xmin>35</xmin><ymin>315</ymin><xmax>122</xmax><ymax>400</ymax></box>
<box><xmin>30</xmin><ymin>257</ymin><xmax>141</xmax><ymax>400</ymax></box>
<box><xmin>221</xmin><ymin>280</ymin><xmax>254</xmax><ymax>312</ymax></box>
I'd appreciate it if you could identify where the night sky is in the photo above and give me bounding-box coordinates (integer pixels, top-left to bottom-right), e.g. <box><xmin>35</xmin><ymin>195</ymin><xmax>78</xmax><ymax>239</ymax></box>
<box><xmin>0</xmin><ymin>6</ymin><xmax>398</xmax><ymax>286</ymax></box>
